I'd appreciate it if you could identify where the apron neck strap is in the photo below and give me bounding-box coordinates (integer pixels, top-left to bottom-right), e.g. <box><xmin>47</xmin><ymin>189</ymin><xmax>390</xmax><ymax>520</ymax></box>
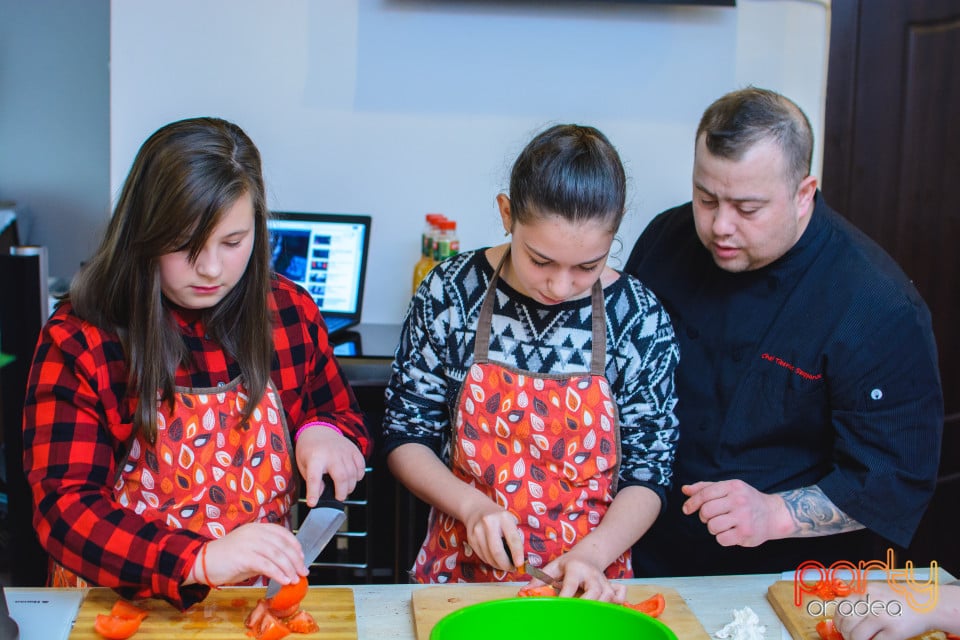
<box><xmin>475</xmin><ymin>248</ymin><xmax>607</xmax><ymax>376</ymax></box>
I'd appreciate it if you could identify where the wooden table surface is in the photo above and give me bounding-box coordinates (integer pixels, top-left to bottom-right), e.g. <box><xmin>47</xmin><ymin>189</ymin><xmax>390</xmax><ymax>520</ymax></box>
<box><xmin>354</xmin><ymin>574</ymin><xmax>789</xmax><ymax>640</ymax></box>
<box><xmin>8</xmin><ymin>569</ymin><xmax>955</xmax><ymax>640</ymax></box>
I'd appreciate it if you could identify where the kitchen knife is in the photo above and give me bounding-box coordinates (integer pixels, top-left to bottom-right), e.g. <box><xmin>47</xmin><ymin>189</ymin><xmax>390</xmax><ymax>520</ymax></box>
<box><xmin>523</xmin><ymin>562</ymin><xmax>564</xmax><ymax>591</ymax></box>
<box><xmin>265</xmin><ymin>482</ymin><xmax>346</xmax><ymax>598</ymax></box>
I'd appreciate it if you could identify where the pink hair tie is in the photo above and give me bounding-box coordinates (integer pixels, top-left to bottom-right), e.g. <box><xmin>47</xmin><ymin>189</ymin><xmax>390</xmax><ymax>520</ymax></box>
<box><xmin>294</xmin><ymin>420</ymin><xmax>343</xmax><ymax>442</ymax></box>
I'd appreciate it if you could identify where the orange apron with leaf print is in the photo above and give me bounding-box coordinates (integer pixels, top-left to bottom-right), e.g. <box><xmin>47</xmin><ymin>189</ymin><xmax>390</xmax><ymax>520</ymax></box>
<box><xmin>49</xmin><ymin>377</ymin><xmax>295</xmax><ymax>588</ymax></box>
<box><xmin>412</xmin><ymin>255</ymin><xmax>631</xmax><ymax>583</ymax></box>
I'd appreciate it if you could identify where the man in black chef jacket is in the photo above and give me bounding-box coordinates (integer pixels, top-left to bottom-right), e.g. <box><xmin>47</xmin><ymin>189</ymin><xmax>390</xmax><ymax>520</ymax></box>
<box><xmin>625</xmin><ymin>86</ymin><xmax>943</xmax><ymax>576</ymax></box>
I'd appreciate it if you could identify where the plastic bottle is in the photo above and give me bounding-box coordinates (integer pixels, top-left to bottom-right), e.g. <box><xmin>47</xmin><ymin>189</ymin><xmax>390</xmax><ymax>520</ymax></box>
<box><xmin>412</xmin><ymin>213</ymin><xmax>445</xmax><ymax>294</ymax></box>
<box><xmin>433</xmin><ymin>219</ymin><xmax>459</xmax><ymax>263</ymax></box>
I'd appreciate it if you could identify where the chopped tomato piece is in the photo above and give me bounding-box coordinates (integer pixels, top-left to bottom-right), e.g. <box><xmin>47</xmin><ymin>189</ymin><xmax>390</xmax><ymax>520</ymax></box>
<box><xmin>815</xmin><ymin>618</ymin><xmax>845</xmax><ymax>640</ymax></box>
<box><xmin>245</xmin><ymin>598</ymin><xmax>271</xmax><ymax>630</ymax></box>
<box><xmin>269</xmin><ymin>602</ymin><xmax>301</xmax><ymax>619</ymax></box>
<box><xmin>284</xmin><ymin>609</ymin><xmax>320</xmax><ymax>634</ymax></box>
<box><xmin>93</xmin><ymin>613</ymin><xmax>142</xmax><ymax>640</ymax></box>
<box><xmin>831</xmin><ymin>578</ymin><xmax>851</xmax><ymax>598</ymax></box>
<box><xmin>815</xmin><ymin>582</ymin><xmax>836</xmax><ymax>599</ymax></box>
<box><xmin>517</xmin><ymin>584</ymin><xmax>558</xmax><ymax>597</ymax></box>
<box><xmin>255</xmin><ymin>612</ymin><xmax>291</xmax><ymax>640</ymax></box>
<box><xmin>109</xmin><ymin>600</ymin><xmax>149</xmax><ymax>623</ymax></box>
<box><xmin>267</xmin><ymin>575</ymin><xmax>308</xmax><ymax>613</ymax></box>
<box><xmin>624</xmin><ymin>592</ymin><xmax>666</xmax><ymax>618</ymax></box>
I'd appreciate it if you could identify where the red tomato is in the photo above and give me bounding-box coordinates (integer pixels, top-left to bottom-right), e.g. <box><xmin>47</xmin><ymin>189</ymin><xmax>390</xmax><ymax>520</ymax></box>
<box><xmin>623</xmin><ymin>593</ymin><xmax>666</xmax><ymax>618</ymax></box>
<box><xmin>831</xmin><ymin>578</ymin><xmax>852</xmax><ymax>598</ymax></box>
<box><xmin>816</xmin><ymin>582</ymin><xmax>837</xmax><ymax>599</ymax></box>
<box><xmin>93</xmin><ymin>613</ymin><xmax>142</xmax><ymax>640</ymax></box>
<box><xmin>516</xmin><ymin>584</ymin><xmax>559</xmax><ymax>597</ymax></box>
<box><xmin>267</xmin><ymin>575</ymin><xmax>308</xmax><ymax>613</ymax></box>
<box><xmin>245</xmin><ymin>599</ymin><xmax>270</xmax><ymax>630</ymax></box>
<box><xmin>268</xmin><ymin>602</ymin><xmax>301</xmax><ymax>619</ymax></box>
<box><xmin>109</xmin><ymin>600</ymin><xmax>148</xmax><ymax>623</ymax></box>
<box><xmin>284</xmin><ymin>610</ymin><xmax>320</xmax><ymax>634</ymax></box>
<box><xmin>255</xmin><ymin>617</ymin><xmax>291</xmax><ymax>640</ymax></box>
<box><xmin>815</xmin><ymin>618</ymin><xmax>845</xmax><ymax>640</ymax></box>
<box><xmin>253</xmin><ymin>611</ymin><xmax>291</xmax><ymax>640</ymax></box>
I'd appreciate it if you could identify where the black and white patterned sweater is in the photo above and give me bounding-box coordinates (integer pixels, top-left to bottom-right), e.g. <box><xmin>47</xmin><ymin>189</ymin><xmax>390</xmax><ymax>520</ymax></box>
<box><xmin>381</xmin><ymin>249</ymin><xmax>680</xmax><ymax>502</ymax></box>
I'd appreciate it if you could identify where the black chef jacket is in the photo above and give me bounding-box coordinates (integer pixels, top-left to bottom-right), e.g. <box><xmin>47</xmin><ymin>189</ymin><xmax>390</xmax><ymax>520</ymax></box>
<box><xmin>625</xmin><ymin>192</ymin><xmax>942</xmax><ymax>576</ymax></box>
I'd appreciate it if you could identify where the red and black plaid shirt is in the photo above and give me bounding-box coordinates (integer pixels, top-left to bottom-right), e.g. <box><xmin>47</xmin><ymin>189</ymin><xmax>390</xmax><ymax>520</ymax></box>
<box><xmin>22</xmin><ymin>275</ymin><xmax>370</xmax><ymax>609</ymax></box>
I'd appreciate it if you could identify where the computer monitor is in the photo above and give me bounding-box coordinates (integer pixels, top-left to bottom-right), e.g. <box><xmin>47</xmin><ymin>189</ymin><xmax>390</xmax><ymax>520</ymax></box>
<box><xmin>267</xmin><ymin>212</ymin><xmax>371</xmax><ymax>335</ymax></box>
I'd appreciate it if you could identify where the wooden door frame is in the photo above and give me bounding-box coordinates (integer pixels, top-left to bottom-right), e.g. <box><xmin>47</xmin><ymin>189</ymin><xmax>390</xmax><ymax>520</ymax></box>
<box><xmin>821</xmin><ymin>0</ymin><xmax>859</xmax><ymax>212</ymax></box>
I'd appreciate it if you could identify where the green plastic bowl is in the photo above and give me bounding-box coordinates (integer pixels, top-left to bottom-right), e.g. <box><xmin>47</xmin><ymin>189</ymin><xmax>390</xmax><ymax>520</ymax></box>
<box><xmin>430</xmin><ymin>597</ymin><xmax>679</xmax><ymax>640</ymax></box>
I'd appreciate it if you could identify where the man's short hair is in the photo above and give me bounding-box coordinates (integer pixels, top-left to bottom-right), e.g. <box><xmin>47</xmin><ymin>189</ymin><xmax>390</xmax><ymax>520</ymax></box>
<box><xmin>696</xmin><ymin>86</ymin><xmax>813</xmax><ymax>190</ymax></box>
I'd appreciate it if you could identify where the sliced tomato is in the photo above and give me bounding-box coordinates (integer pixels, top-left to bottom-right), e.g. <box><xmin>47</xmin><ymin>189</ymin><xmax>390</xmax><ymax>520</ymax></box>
<box><xmin>284</xmin><ymin>609</ymin><xmax>320</xmax><ymax>634</ymax></box>
<box><xmin>267</xmin><ymin>575</ymin><xmax>308</xmax><ymax>612</ymax></box>
<box><xmin>245</xmin><ymin>598</ymin><xmax>271</xmax><ymax>630</ymax></box>
<box><xmin>815</xmin><ymin>582</ymin><xmax>836</xmax><ymax>599</ymax></box>
<box><xmin>93</xmin><ymin>613</ymin><xmax>142</xmax><ymax>640</ymax></box>
<box><xmin>269</xmin><ymin>602</ymin><xmax>301</xmax><ymax>619</ymax></box>
<box><xmin>831</xmin><ymin>578</ymin><xmax>851</xmax><ymax>598</ymax></box>
<box><xmin>255</xmin><ymin>612</ymin><xmax>291</xmax><ymax>640</ymax></box>
<box><xmin>623</xmin><ymin>592</ymin><xmax>666</xmax><ymax>618</ymax></box>
<box><xmin>815</xmin><ymin>618</ymin><xmax>845</xmax><ymax>640</ymax></box>
<box><xmin>109</xmin><ymin>599</ymin><xmax>149</xmax><ymax>623</ymax></box>
<box><xmin>517</xmin><ymin>584</ymin><xmax>558</xmax><ymax>597</ymax></box>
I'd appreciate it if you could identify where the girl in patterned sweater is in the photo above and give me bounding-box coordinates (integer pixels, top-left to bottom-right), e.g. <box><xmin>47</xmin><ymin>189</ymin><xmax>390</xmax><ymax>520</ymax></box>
<box><xmin>383</xmin><ymin>124</ymin><xmax>680</xmax><ymax>602</ymax></box>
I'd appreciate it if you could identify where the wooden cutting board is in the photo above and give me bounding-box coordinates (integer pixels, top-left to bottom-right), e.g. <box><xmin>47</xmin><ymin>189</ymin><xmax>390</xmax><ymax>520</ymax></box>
<box><xmin>767</xmin><ymin>580</ymin><xmax>945</xmax><ymax>640</ymax></box>
<box><xmin>68</xmin><ymin>586</ymin><xmax>356</xmax><ymax>639</ymax></box>
<box><xmin>411</xmin><ymin>584</ymin><xmax>710</xmax><ymax>640</ymax></box>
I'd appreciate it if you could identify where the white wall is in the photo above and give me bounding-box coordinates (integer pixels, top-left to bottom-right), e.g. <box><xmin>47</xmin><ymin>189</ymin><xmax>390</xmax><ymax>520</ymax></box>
<box><xmin>110</xmin><ymin>0</ymin><xmax>830</xmax><ymax>324</ymax></box>
<box><xmin>0</xmin><ymin>0</ymin><xmax>110</xmax><ymax>280</ymax></box>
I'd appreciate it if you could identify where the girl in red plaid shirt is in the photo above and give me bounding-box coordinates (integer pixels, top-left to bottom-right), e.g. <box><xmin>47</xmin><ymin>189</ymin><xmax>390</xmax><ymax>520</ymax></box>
<box><xmin>22</xmin><ymin>117</ymin><xmax>371</xmax><ymax>609</ymax></box>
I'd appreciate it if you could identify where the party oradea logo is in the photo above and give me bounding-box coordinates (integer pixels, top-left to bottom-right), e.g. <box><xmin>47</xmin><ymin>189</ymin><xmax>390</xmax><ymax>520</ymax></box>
<box><xmin>793</xmin><ymin>548</ymin><xmax>939</xmax><ymax>615</ymax></box>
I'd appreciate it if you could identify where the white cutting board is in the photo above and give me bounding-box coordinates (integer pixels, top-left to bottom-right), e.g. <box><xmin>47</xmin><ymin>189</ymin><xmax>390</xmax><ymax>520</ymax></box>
<box><xmin>5</xmin><ymin>587</ymin><xmax>84</xmax><ymax>640</ymax></box>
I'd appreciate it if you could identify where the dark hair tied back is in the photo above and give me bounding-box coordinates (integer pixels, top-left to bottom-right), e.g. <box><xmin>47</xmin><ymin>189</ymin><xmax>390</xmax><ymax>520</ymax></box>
<box><xmin>508</xmin><ymin>124</ymin><xmax>626</xmax><ymax>231</ymax></box>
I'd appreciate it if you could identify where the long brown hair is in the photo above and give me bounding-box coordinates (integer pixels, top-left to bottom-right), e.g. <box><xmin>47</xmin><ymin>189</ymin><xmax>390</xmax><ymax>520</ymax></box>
<box><xmin>70</xmin><ymin>117</ymin><xmax>273</xmax><ymax>442</ymax></box>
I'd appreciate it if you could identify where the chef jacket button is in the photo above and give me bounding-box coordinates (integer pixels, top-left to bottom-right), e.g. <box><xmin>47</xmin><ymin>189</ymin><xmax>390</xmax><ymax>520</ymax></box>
<box><xmin>218</xmin><ymin>381</ymin><xmax>225</xmax><ymax>388</ymax></box>
<box><xmin>870</xmin><ymin>388</ymin><xmax>883</xmax><ymax>400</ymax></box>
<box><xmin>686</xmin><ymin>326</ymin><xmax>699</xmax><ymax>339</ymax></box>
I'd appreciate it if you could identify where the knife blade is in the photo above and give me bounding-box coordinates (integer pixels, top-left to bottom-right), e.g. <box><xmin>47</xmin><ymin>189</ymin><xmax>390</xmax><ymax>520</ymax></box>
<box><xmin>523</xmin><ymin>561</ymin><xmax>563</xmax><ymax>591</ymax></box>
<box><xmin>265</xmin><ymin>483</ymin><xmax>346</xmax><ymax>598</ymax></box>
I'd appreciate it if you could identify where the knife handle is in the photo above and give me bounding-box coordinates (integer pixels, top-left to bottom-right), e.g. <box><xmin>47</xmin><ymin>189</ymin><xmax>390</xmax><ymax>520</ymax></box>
<box><xmin>501</xmin><ymin>536</ymin><xmax>520</xmax><ymax>568</ymax></box>
<box><xmin>312</xmin><ymin>475</ymin><xmax>346</xmax><ymax>510</ymax></box>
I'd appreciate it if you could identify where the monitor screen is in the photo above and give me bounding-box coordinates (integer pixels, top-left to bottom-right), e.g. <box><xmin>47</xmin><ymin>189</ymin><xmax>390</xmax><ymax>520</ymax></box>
<box><xmin>267</xmin><ymin>212</ymin><xmax>371</xmax><ymax>318</ymax></box>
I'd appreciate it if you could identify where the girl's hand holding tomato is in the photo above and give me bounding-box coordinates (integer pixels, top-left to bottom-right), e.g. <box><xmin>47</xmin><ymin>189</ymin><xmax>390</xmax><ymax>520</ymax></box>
<box><xmin>187</xmin><ymin>524</ymin><xmax>307</xmax><ymax>589</ymax></box>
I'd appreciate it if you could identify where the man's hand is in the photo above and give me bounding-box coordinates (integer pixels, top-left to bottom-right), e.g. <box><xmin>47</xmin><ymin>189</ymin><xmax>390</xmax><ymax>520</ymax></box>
<box><xmin>682</xmin><ymin>481</ymin><xmax>864</xmax><ymax>545</ymax></box>
<box><xmin>681</xmin><ymin>479</ymin><xmax>791</xmax><ymax>547</ymax></box>
<box><xmin>295</xmin><ymin>425</ymin><xmax>365</xmax><ymax>505</ymax></box>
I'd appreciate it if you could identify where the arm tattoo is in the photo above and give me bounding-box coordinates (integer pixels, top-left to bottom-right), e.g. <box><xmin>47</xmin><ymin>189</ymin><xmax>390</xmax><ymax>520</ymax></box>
<box><xmin>779</xmin><ymin>485</ymin><xmax>864</xmax><ymax>537</ymax></box>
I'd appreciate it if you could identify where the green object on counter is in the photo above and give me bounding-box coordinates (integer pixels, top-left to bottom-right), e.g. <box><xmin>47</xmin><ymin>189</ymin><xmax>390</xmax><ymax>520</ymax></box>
<box><xmin>430</xmin><ymin>597</ymin><xmax>678</xmax><ymax>640</ymax></box>
<box><xmin>0</xmin><ymin>352</ymin><xmax>13</xmax><ymax>368</ymax></box>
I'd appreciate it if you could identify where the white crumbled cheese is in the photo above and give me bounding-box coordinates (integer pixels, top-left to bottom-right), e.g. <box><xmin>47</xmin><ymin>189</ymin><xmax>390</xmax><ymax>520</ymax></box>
<box><xmin>714</xmin><ymin>606</ymin><xmax>768</xmax><ymax>640</ymax></box>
